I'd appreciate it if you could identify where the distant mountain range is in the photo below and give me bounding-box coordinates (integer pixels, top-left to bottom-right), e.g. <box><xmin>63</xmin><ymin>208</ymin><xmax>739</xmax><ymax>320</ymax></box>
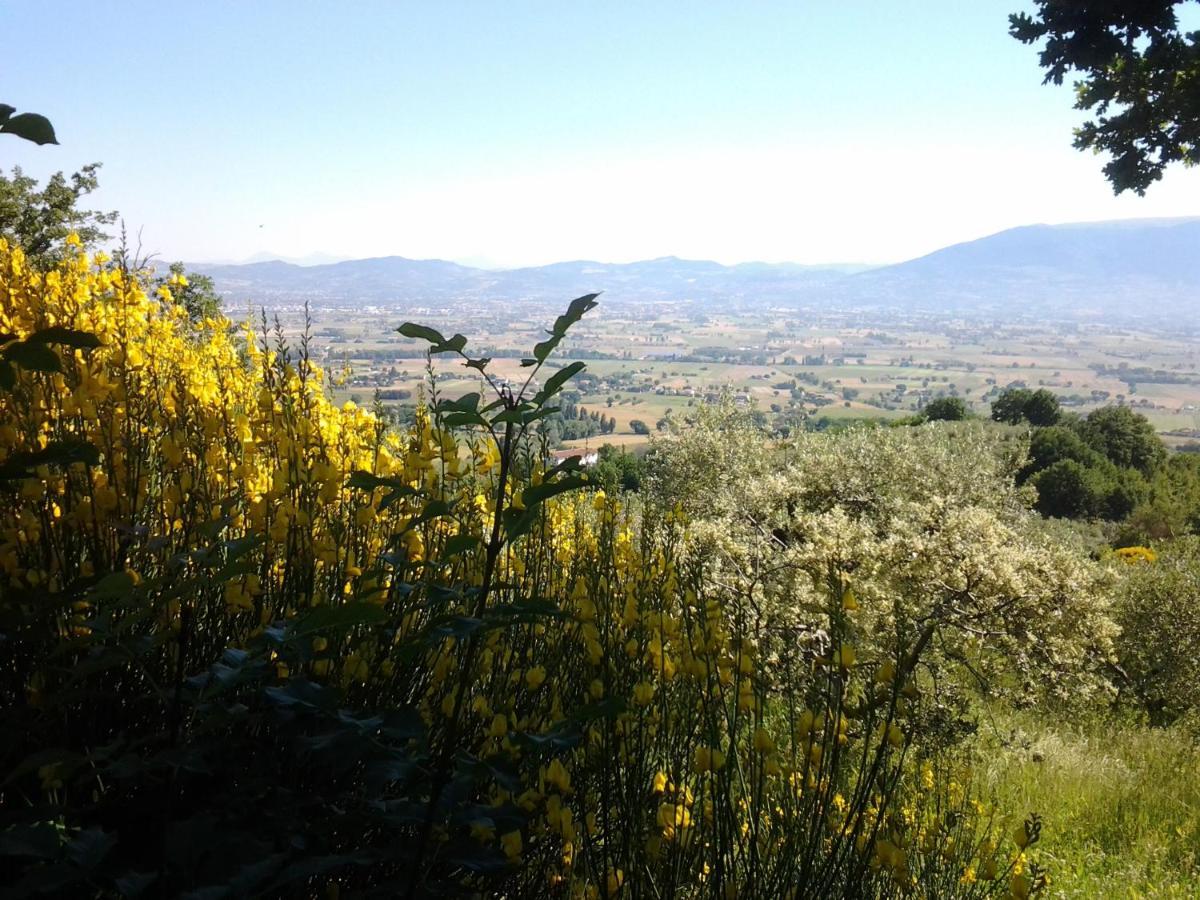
<box><xmin>191</xmin><ymin>217</ymin><xmax>1200</xmax><ymax>324</ymax></box>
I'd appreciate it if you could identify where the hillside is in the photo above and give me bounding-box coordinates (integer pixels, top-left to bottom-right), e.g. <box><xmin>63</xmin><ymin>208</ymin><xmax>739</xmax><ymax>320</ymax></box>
<box><xmin>846</xmin><ymin>217</ymin><xmax>1200</xmax><ymax>321</ymax></box>
<box><xmin>191</xmin><ymin>217</ymin><xmax>1200</xmax><ymax>324</ymax></box>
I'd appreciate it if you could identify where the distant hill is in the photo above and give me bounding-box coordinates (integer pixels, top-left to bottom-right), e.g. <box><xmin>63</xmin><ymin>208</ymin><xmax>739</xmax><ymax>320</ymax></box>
<box><xmin>194</xmin><ymin>255</ymin><xmax>866</xmax><ymax>309</ymax></box>
<box><xmin>191</xmin><ymin>217</ymin><xmax>1200</xmax><ymax>323</ymax></box>
<box><xmin>844</xmin><ymin>217</ymin><xmax>1200</xmax><ymax>321</ymax></box>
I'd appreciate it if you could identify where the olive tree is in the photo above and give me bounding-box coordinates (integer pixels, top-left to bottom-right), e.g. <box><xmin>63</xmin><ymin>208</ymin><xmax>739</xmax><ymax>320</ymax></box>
<box><xmin>648</xmin><ymin>410</ymin><xmax>1117</xmax><ymax>708</ymax></box>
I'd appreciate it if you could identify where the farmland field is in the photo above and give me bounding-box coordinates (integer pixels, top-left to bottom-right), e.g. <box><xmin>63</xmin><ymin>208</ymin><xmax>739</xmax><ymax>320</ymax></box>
<box><xmin>265</xmin><ymin>301</ymin><xmax>1200</xmax><ymax>451</ymax></box>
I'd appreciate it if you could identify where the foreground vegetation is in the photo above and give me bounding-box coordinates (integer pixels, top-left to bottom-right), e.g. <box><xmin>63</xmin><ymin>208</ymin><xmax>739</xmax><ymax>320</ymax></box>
<box><xmin>1</xmin><ymin>236</ymin><xmax>1197</xmax><ymax>897</ymax></box>
<box><xmin>0</xmin><ymin>240</ymin><xmax>1065</xmax><ymax>898</ymax></box>
<box><xmin>984</xmin><ymin>713</ymin><xmax>1200</xmax><ymax>898</ymax></box>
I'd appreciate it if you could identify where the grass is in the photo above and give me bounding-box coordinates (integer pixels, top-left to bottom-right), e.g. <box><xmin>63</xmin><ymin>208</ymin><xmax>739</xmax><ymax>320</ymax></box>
<box><xmin>980</xmin><ymin>711</ymin><xmax>1200</xmax><ymax>898</ymax></box>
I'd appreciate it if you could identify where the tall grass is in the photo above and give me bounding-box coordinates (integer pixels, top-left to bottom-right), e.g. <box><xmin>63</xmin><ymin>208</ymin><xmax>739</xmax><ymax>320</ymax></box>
<box><xmin>980</xmin><ymin>712</ymin><xmax>1199</xmax><ymax>898</ymax></box>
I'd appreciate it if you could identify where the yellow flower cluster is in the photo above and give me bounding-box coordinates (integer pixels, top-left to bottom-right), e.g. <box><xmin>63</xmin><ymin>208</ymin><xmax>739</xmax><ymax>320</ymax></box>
<box><xmin>0</xmin><ymin>240</ymin><xmax>471</xmax><ymax>635</ymax></box>
<box><xmin>1112</xmin><ymin>545</ymin><xmax>1157</xmax><ymax>565</ymax></box>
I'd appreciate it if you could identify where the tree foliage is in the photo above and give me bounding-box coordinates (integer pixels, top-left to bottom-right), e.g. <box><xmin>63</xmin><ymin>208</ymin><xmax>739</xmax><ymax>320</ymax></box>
<box><xmin>1117</xmin><ymin>453</ymin><xmax>1200</xmax><ymax>543</ymax></box>
<box><xmin>1015</xmin><ymin>406</ymin><xmax>1175</xmax><ymax>524</ymax></box>
<box><xmin>1079</xmin><ymin>405</ymin><xmax>1167</xmax><ymax>477</ymax></box>
<box><xmin>589</xmin><ymin>443</ymin><xmax>645</xmax><ymax>492</ymax></box>
<box><xmin>0</xmin><ymin>163</ymin><xmax>117</xmax><ymax>266</ymax></box>
<box><xmin>155</xmin><ymin>261</ymin><xmax>223</xmax><ymax>322</ymax></box>
<box><xmin>1010</xmin><ymin>0</ymin><xmax>1200</xmax><ymax>194</ymax></box>
<box><xmin>991</xmin><ymin>388</ymin><xmax>1060</xmax><ymax>426</ymax></box>
<box><xmin>648</xmin><ymin>408</ymin><xmax>1117</xmax><ymax>706</ymax></box>
<box><xmin>1023</xmin><ymin>389</ymin><xmax>1062</xmax><ymax>427</ymax></box>
<box><xmin>921</xmin><ymin>395</ymin><xmax>968</xmax><ymax>422</ymax></box>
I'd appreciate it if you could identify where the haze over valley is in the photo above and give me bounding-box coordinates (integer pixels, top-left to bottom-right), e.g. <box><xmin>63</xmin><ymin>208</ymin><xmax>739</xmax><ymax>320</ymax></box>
<box><xmin>195</xmin><ymin>216</ymin><xmax>1200</xmax><ymax>326</ymax></box>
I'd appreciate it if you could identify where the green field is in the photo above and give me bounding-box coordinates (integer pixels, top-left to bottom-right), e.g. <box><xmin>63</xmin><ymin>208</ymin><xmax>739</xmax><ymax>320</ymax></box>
<box><xmin>295</xmin><ymin>305</ymin><xmax>1200</xmax><ymax>451</ymax></box>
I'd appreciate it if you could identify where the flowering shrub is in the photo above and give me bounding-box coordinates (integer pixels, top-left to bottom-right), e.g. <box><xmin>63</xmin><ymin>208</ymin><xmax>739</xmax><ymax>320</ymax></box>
<box><xmin>1111</xmin><ymin>537</ymin><xmax>1200</xmax><ymax>727</ymax></box>
<box><xmin>648</xmin><ymin>402</ymin><xmax>1118</xmax><ymax>709</ymax></box>
<box><xmin>0</xmin><ymin>241</ymin><xmax>1044</xmax><ymax>897</ymax></box>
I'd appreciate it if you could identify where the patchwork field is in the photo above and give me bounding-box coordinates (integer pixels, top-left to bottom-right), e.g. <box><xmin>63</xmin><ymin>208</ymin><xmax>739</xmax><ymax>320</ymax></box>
<box><xmin>264</xmin><ymin>301</ymin><xmax>1200</xmax><ymax>450</ymax></box>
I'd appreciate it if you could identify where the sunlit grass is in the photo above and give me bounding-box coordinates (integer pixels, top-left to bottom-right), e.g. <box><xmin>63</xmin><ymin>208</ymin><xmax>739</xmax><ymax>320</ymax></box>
<box><xmin>980</xmin><ymin>712</ymin><xmax>1200</xmax><ymax>898</ymax></box>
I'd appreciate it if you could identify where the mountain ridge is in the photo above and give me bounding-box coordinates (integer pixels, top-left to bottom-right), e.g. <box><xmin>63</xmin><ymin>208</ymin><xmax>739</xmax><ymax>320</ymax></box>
<box><xmin>190</xmin><ymin>216</ymin><xmax>1200</xmax><ymax>323</ymax></box>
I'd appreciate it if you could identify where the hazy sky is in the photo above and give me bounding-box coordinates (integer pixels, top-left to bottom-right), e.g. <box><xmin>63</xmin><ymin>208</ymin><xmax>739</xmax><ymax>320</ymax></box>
<box><xmin>6</xmin><ymin>1</ymin><xmax>1200</xmax><ymax>267</ymax></box>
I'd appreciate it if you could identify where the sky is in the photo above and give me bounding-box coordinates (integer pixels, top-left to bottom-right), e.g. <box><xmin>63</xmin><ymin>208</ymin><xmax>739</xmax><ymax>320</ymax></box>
<box><xmin>5</xmin><ymin>1</ymin><xmax>1200</xmax><ymax>268</ymax></box>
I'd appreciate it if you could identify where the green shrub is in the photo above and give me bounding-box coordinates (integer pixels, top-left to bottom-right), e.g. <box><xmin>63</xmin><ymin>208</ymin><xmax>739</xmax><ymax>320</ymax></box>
<box><xmin>1111</xmin><ymin>538</ymin><xmax>1200</xmax><ymax>726</ymax></box>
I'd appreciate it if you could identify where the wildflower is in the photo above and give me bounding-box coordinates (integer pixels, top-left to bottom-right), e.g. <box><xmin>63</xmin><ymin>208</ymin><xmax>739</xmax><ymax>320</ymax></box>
<box><xmin>836</xmin><ymin>643</ymin><xmax>856</xmax><ymax>670</ymax></box>
<box><xmin>753</xmin><ymin>727</ymin><xmax>775</xmax><ymax>754</ymax></box>
<box><xmin>606</xmin><ymin>868</ymin><xmax>624</xmax><ymax>894</ymax></box>
<box><xmin>500</xmin><ymin>830</ymin><xmax>523</xmax><ymax>861</ymax></box>
<box><xmin>525</xmin><ymin>666</ymin><xmax>547</xmax><ymax>690</ymax></box>
<box><xmin>632</xmin><ymin>681</ymin><xmax>656</xmax><ymax>705</ymax></box>
<box><xmin>875</xmin><ymin>659</ymin><xmax>896</xmax><ymax>684</ymax></box>
<box><xmin>694</xmin><ymin>745</ymin><xmax>726</xmax><ymax>773</ymax></box>
<box><xmin>545</xmin><ymin>758</ymin><xmax>571</xmax><ymax>793</ymax></box>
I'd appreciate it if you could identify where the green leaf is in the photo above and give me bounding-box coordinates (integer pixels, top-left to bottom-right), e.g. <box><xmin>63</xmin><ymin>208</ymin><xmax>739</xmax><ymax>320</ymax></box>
<box><xmin>521</xmin><ymin>475</ymin><xmax>587</xmax><ymax>507</ymax></box>
<box><xmin>486</xmin><ymin>598</ymin><xmax>567</xmax><ymax>622</ymax></box>
<box><xmin>490</xmin><ymin>405</ymin><xmax>533</xmax><ymax>427</ymax></box>
<box><xmin>66</xmin><ymin>828</ymin><xmax>116</xmax><ymax>869</ymax></box>
<box><xmin>397</xmin><ymin>323</ymin><xmax>447</xmax><ymax>344</ymax></box>
<box><xmin>545</xmin><ymin>455</ymin><xmax>584</xmax><ymax>477</ymax></box>
<box><xmin>90</xmin><ymin>571</ymin><xmax>138</xmax><ymax>599</ymax></box>
<box><xmin>442</xmin><ymin>411</ymin><xmax>488</xmax><ymax>429</ymax></box>
<box><xmin>443</xmin><ymin>533</ymin><xmax>481</xmax><ymax>557</ymax></box>
<box><xmin>532</xmin><ymin>294</ymin><xmax>600</xmax><ymax>363</ymax></box>
<box><xmin>520</xmin><ymin>406</ymin><xmax>560</xmax><ymax>425</ymax></box>
<box><xmin>28</xmin><ymin>326</ymin><xmax>102</xmax><ymax>349</ymax></box>
<box><xmin>0</xmin><ymin>822</ymin><xmax>61</xmax><ymax>859</ymax></box>
<box><xmin>0</xmin><ymin>105</ymin><xmax>14</xmax><ymax>124</ymax></box>
<box><xmin>550</xmin><ymin>293</ymin><xmax>601</xmax><ymax>337</ymax></box>
<box><xmin>428</xmin><ymin>614</ymin><xmax>489</xmax><ymax>641</ymax></box>
<box><xmin>533</xmin><ymin>334</ymin><xmax>562</xmax><ymax>365</ymax></box>
<box><xmin>0</xmin><ymin>440</ymin><xmax>100</xmax><ymax>480</ymax></box>
<box><xmin>0</xmin><ymin>112</ymin><xmax>58</xmax><ymax>146</ymax></box>
<box><xmin>114</xmin><ymin>872</ymin><xmax>158</xmax><ymax>897</ymax></box>
<box><xmin>502</xmin><ymin>506</ymin><xmax>539</xmax><ymax>542</ymax></box>
<box><xmin>534</xmin><ymin>361</ymin><xmax>585</xmax><ymax>405</ymax></box>
<box><xmin>289</xmin><ymin>603</ymin><xmax>389</xmax><ymax>638</ymax></box>
<box><xmin>347</xmin><ymin>470</ymin><xmax>418</xmax><ymax>496</ymax></box>
<box><xmin>377</xmin><ymin>488</ymin><xmax>413</xmax><ymax>513</ymax></box>
<box><xmin>3</xmin><ymin>340</ymin><xmax>62</xmax><ymax>373</ymax></box>
<box><xmin>407</xmin><ymin>498</ymin><xmax>454</xmax><ymax>530</ymax></box>
<box><xmin>464</xmin><ymin>357</ymin><xmax>491</xmax><ymax>372</ymax></box>
<box><xmin>432</xmin><ymin>334</ymin><xmax>467</xmax><ymax>354</ymax></box>
<box><xmin>436</xmin><ymin>393</ymin><xmax>481</xmax><ymax>414</ymax></box>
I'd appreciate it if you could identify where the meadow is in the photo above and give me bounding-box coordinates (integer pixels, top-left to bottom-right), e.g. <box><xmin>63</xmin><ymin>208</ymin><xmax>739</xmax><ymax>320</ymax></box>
<box><xmin>983</xmin><ymin>713</ymin><xmax>1200</xmax><ymax>898</ymax></box>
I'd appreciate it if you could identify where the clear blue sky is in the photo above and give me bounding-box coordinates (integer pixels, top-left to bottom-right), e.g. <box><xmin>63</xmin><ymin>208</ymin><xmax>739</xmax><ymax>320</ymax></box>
<box><xmin>5</xmin><ymin>1</ymin><xmax>1200</xmax><ymax>267</ymax></box>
